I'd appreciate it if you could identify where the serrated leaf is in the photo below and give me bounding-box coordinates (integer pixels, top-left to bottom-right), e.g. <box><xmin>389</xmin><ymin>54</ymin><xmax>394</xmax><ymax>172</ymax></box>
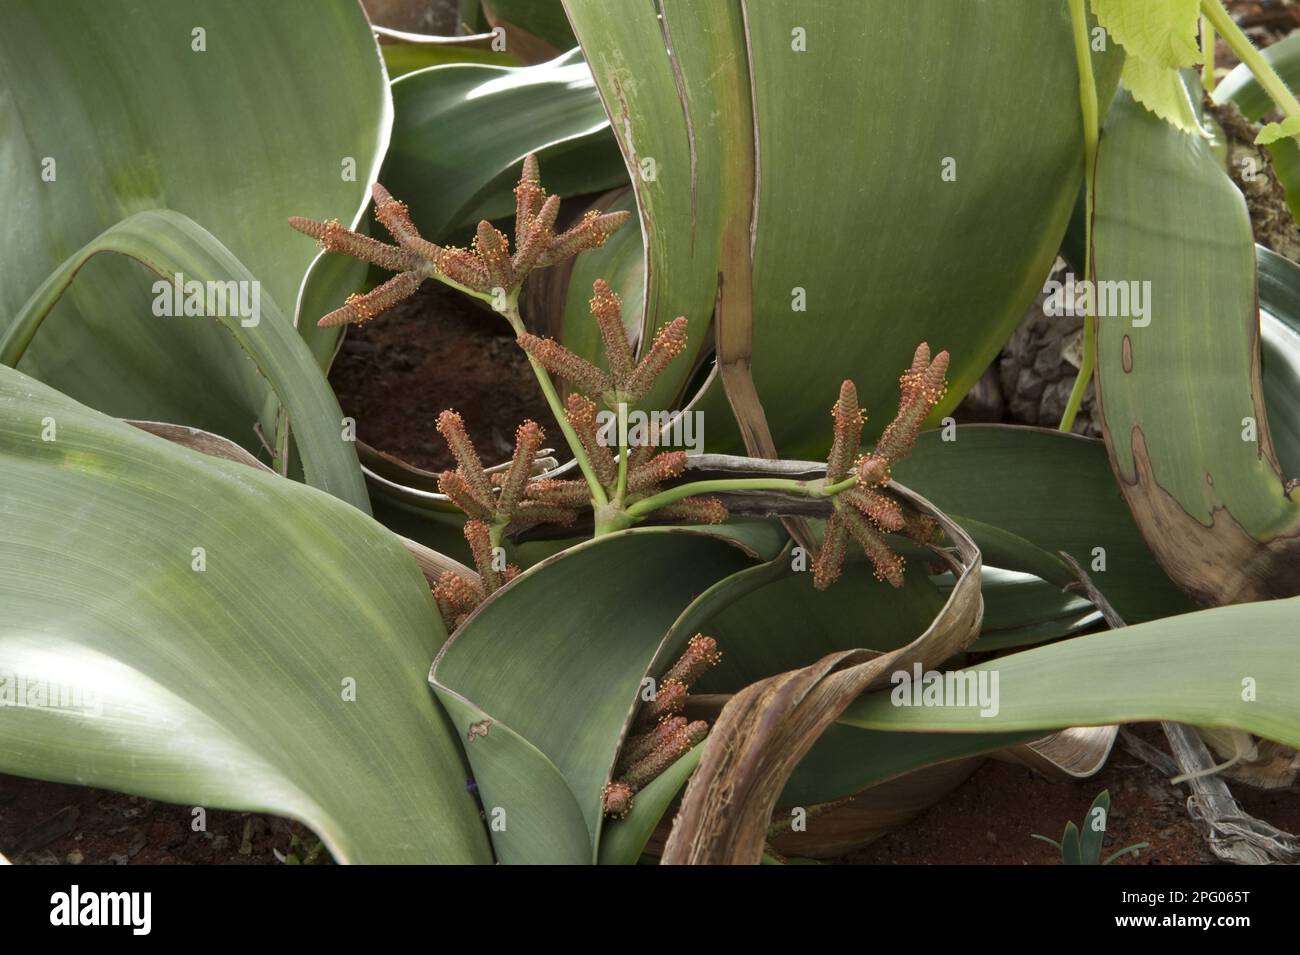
<box><xmin>1255</xmin><ymin>115</ymin><xmax>1300</xmax><ymax>145</ymax></box>
<box><xmin>1092</xmin><ymin>0</ymin><xmax>1202</xmax><ymax>68</ymax></box>
<box><xmin>1121</xmin><ymin>55</ymin><xmax>1208</xmax><ymax>136</ymax></box>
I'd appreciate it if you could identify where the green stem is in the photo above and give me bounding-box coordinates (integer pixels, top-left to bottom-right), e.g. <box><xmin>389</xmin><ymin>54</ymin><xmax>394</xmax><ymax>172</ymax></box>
<box><xmin>623</xmin><ymin>475</ymin><xmax>854</xmax><ymax>522</ymax></box>
<box><xmin>1201</xmin><ymin>15</ymin><xmax>1217</xmax><ymax>94</ymax></box>
<box><xmin>1202</xmin><ymin>0</ymin><xmax>1300</xmax><ymax>119</ymax></box>
<box><xmin>502</xmin><ymin>300</ymin><xmax>608</xmax><ymax>508</ymax></box>
<box><xmin>615</xmin><ymin>402</ymin><xmax>629</xmax><ymax>503</ymax></box>
<box><xmin>1060</xmin><ymin>0</ymin><xmax>1100</xmax><ymax>434</ymax></box>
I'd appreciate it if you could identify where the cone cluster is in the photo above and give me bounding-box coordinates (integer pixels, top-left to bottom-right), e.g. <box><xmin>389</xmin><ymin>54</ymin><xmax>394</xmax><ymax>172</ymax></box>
<box><xmin>603</xmin><ymin>634</ymin><xmax>722</xmax><ymax>820</ymax></box>
<box><xmin>518</xmin><ymin>279</ymin><xmax>688</xmax><ymax>408</ymax></box>
<box><xmin>289</xmin><ymin>155</ymin><xmax>631</xmax><ymax>327</ymax></box>
<box><xmin>812</xmin><ymin>343</ymin><xmax>949</xmax><ymax>590</ymax></box>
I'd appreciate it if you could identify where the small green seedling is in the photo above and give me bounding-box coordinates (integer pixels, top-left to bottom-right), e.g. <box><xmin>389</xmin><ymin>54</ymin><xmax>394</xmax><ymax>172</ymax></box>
<box><xmin>1032</xmin><ymin>790</ymin><xmax>1147</xmax><ymax>865</ymax></box>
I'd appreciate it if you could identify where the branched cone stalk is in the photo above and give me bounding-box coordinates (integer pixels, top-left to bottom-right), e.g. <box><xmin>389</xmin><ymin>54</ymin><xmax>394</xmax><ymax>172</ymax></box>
<box><xmin>517</xmin><ymin>279</ymin><xmax>689</xmax><ymax>408</ymax></box>
<box><xmin>603</xmin><ymin>635</ymin><xmax>721</xmax><ymax>820</ymax></box>
<box><xmin>288</xmin><ymin>154</ymin><xmax>631</xmax><ymax>327</ymax></box>
<box><xmin>516</xmin><ymin>281</ymin><xmax>724</xmax><ymax>524</ymax></box>
<box><xmin>812</xmin><ymin>343</ymin><xmax>949</xmax><ymax>590</ymax></box>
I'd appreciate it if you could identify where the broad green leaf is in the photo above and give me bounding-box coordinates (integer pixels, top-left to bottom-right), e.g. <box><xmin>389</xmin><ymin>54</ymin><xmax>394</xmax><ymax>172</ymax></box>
<box><xmin>775</xmin><ymin>573</ymin><xmax>1100</xmax><ymax>806</ymax></box>
<box><xmin>1255</xmin><ymin>115</ymin><xmax>1300</xmax><ymax>146</ymax></box>
<box><xmin>1120</xmin><ymin>55</ymin><xmax>1207</xmax><ymax>135</ymax></box>
<box><xmin>430</xmin><ymin>529</ymin><xmax>759</xmax><ymax>863</ymax></box>
<box><xmin>696</xmin><ymin>561</ymin><xmax>948</xmax><ymax>694</ymax></box>
<box><xmin>781</xmin><ymin>723</ymin><xmax>1036</xmax><ymax>808</ymax></box>
<box><xmin>565</xmin><ymin>0</ymin><xmax>749</xmax><ymax>418</ymax></box>
<box><xmin>572</xmin><ymin>0</ymin><xmax>1123</xmax><ymax>459</ymax></box>
<box><xmin>0</xmin><ymin>365</ymin><xmax>489</xmax><ymax>864</ymax></box>
<box><xmin>1093</xmin><ymin>90</ymin><xmax>1300</xmax><ymax>603</ymax></box>
<box><xmin>956</xmin><ymin>568</ymin><xmax>1101</xmax><ymax>652</ymax></box>
<box><xmin>384</xmin><ymin>50</ymin><xmax>625</xmax><ymax>240</ymax></box>
<box><xmin>1091</xmin><ymin>0</ymin><xmax>1202</xmax><ymax>68</ymax></box>
<box><xmin>435</xmin><ymin>693</ymin><xmax>589</xmax><ymax>864</ymax></box>
<box><xmin>0</xmin><ymin>0</ymin><xmax>388</xmax><ymax>448</ymax></box>
<box><xmin>892</xmin><ymin>426</ymin><xmax>1193</xmax><ymax>623</ymax></box>
<box><xmin>841</xmin><ymin>596</ymin><xmax>1300</xmax><ymax>748</ymax></box>
<box><xmin>0</xmin><ymin>211</ymin><xmax>368</xmax><ymax>512</ymax></box>
<box><xmin>788</xmin><ymin>595</ymin><xmax>1300</xmax><ymax>806</ymax></box>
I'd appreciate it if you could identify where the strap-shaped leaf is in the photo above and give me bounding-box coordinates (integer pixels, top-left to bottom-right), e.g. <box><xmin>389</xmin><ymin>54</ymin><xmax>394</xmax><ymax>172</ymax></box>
<box><xmin>0</xmin><ymin>0</ymin><xmax>388</xmax><ymax>447</ymax></box>
<box><xmin>568</xmin><ymin>0</ymin><xmax>1122</xmax><ymax>458</ymax></box>
<box><xmin>0</xmin><ymin>210</ymin><xmax>368</xmax><ymax>511</ymax></box>
<box><xmin>1093</xmin><ymin>90</ymin><xmax>1300</xmax><ymax>604</ymax></box>
<box><xmin>0</xmin><ymin>365</ymin><xmax>487</xmax><ymax>863</ymax></box>
<box><xmin>842</xmin><ymin>596</ymin><xmax>1300</xmax><ymax>746</ymax></box>
<box><xmin>430</xmin><ymin>528</ymin><xmax>762</xmax><ymax>862</ymax></box>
